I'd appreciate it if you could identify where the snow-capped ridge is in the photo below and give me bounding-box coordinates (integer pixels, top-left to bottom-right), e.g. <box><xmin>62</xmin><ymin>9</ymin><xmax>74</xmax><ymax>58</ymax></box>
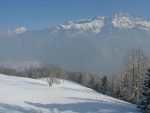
<box><xmin>14</xmin><ymin>27</ymin><xmax>27</xmax><ymax>34</ymax></box>
<box><xmin>59</xmin><ymin>12</ymin><xmax>150</xmax><ymax>33</ymax></box>
<box><xmin>0</xmin><ymin>27</ymin><xmax>27</xmax><ymax>36</ymax></box>
<box><xmin>112</xmin><ymin>12</ymin><xmax>150</xmax><ymax>30</ymax></box>
<box><xmin>60</xmin><ymin>17</ymin><xmax>105</xmax><ymax>33</ymax></box>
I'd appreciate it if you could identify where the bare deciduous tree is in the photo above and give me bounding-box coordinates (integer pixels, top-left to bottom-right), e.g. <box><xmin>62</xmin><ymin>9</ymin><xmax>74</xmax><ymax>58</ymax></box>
<box><xmin>121</xmin><ymin>48</ymin><xmax>149</xmax><ymax>102</ymax></box>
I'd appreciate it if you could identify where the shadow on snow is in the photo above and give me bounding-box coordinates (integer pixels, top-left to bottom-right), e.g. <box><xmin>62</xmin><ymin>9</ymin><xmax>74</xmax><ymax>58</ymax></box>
<box><xmin>0</xmin><ymin>97</ymin><xmax>139</xmax><ymax>113</ymax></box>
<box><xmin>25</xmin><ymin>97</ymin><xmax>139</xmax><ymax>113</ymax></box>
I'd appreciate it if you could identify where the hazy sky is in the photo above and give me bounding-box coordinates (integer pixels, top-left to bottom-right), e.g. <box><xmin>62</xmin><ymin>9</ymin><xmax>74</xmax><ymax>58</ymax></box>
<box><xmin>0</xmin><ymin>0</ymin><xmax>150</xmax><ymax>31</ymax></box>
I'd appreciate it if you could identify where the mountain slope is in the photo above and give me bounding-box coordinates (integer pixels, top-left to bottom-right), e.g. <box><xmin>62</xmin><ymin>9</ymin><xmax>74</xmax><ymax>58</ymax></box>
<box><xmin>0</xmin><ymin>74</ymin><xmax>139</xmax><ymax>113</ymax></box>
<box><xmin>0</xmin><ymin>12</ymin><xmax>150</xmax><ymax>74</ymax></box>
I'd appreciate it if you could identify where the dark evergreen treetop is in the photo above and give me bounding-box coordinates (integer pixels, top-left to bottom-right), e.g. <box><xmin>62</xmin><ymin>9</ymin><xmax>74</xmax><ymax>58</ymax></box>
<box><xmin>137</xmin><ymin>69</ymin><xmax>150</xmax><ymax>113</ymax></box>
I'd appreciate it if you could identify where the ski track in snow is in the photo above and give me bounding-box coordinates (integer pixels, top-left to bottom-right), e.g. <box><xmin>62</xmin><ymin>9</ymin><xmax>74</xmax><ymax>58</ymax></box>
<box><xmin>0</xmin><ymin>74</ymin><xmax>140</xmax><ymax>113</ymax></box>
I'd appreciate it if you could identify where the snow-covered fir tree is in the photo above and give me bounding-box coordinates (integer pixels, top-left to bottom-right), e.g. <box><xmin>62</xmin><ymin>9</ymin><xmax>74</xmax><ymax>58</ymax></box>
<box><xmin>137</xmin><ymin>69</ymin><xmax>150</xmax><ymax>113</ymax></box>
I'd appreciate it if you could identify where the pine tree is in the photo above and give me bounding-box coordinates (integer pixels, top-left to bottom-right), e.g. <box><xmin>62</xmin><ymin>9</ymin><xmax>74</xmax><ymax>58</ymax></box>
<box><xmin>100</xmin><ymin>76</ymin><xmax>108</xmax><ymax>95</ymax></box>
<box><xmin>137</xmin><ymin>69</ymin><xmax>150</xmax><ymax>113</ymax></box>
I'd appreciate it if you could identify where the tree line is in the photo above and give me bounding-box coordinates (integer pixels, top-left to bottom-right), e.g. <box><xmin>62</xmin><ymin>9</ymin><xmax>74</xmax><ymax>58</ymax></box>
<box><xmin>0</xmin><ymin>48</ymin><xmax>149</xmax><ymax>105</ymax></box>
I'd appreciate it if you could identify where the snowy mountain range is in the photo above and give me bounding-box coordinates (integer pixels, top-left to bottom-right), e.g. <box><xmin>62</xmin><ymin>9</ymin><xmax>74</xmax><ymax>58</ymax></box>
<box><xmin>0</xmin><ymin>12</ymin><xmax>150</xmax><ymax>74</ymax></box>
<box><xmin>59</xmin><ymin>12</ymin><xmax>150</xmax><ymax>32</ymax></box>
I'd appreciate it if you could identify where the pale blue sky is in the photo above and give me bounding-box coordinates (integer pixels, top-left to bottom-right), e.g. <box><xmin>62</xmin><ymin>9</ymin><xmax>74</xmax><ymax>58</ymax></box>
<box><xmin>0</xmin><ymin>0</ymin><xmax>150</xmax><ymax>31</ymax></box>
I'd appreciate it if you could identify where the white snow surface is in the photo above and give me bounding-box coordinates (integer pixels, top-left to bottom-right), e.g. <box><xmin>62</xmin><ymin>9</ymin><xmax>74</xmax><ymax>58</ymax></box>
<box><xmin>0</xmin><ymin>74</ymin><xmax>139</xmax><ymax>113</ymax></box>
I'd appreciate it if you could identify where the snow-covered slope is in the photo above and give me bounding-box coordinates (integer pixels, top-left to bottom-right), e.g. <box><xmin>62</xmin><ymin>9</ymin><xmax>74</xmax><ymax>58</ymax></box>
<box><xmin>0</xmin><ymin>74</ymin><xmax>139</xmax><ymax>113</ymax></box>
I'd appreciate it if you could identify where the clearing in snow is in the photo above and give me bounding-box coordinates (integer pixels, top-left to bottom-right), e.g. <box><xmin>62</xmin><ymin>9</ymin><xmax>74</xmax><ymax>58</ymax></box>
<box><xmin>0</xmin><ymin>74</ymin><xmax>139</xmax><ymax>113</ymax></box>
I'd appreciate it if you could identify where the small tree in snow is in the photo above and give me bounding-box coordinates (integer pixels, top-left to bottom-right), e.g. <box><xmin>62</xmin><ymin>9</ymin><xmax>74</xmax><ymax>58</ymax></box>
<box><xmin>137</xmin><ymin>69</ymin><xmax>150</xmax><ymax>112</ymax></box>
<box><xmin>47</xmin><ymin>74</ymin><xmax>54</xmax><ymax>86</ymax></box>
